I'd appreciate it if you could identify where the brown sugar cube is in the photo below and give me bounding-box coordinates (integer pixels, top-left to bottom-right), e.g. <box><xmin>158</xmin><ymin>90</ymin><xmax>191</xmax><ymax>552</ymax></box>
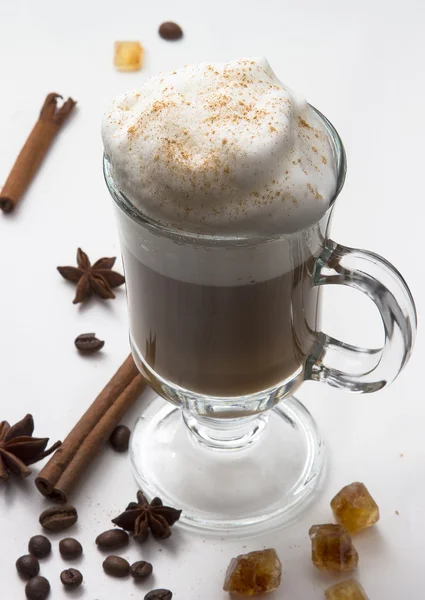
<box><xmin>114</xmin><ymin>42</ymin><xmax>143</xmax><ymax>72</ymax></box>
<box><xmin>325</xmin><ymin>578</ymin><xmax>369</xmax><ymax>599</ymax></box>
<box><xmin>309</xmin><ymin>524</ymin><xmax>358</xmax><ymax>572</ymax></box>
<box><xmin>331</xmin><ymin>482</ymin><xmax>379</xmax><ymax>533</ymax></box>
<box><xmin>223</xmin><ymin>548</ymin><xmax>282</xmax><ymax>595</ymax></box>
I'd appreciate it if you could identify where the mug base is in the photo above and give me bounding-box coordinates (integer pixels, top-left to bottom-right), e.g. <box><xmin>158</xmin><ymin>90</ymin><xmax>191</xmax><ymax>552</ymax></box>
<box><xmin>130</xmin><ymin>391</ymin><xmax>325</xmax><ymax>536</ymax></box>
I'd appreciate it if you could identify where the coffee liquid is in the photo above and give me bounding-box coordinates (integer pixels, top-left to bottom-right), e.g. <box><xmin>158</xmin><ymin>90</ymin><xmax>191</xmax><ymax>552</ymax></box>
<box><xmin>123</xmin><ymin>245</ymin><xmax>321</xmax><ymax>397</ymax></box>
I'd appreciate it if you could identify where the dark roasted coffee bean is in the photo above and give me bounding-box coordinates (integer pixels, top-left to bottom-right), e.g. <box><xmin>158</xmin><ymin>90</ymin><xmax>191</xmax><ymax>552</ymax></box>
<box><xmin>144</xmin><ymin>590</ymin><xmax>173</xmax><ymax>600</ymax></box>
<box><xmin>109</xmin><ymin>425</ymin><xmax>131</xmax><ymax>452</ymax></box>
<box><xmin>39</xmin><ymin>505</ymin><xmax>78</xmax><ymax>532</ymax></box>
<box><xmin>28</xmin><ymin>535</ymin><xmax>52</xmax><ymax>559</ymax></box>
<box><xmin>75</xmin><ymin>332</ymin><xmax>105</xmax><ymax>353</ymax></box>
<box><xmin>96</xmin><ymin>528</ymin><xmax>129</xmax><ymax>549</ymax></box>
<box><xmin>103</xmin><ymin>555</ymin><xmax>130</xmax><ymax>577</ymax></box>
<box><xmin>25</xmin><ymin>576</ymin><xmax>50</xmax><ymax>600</ymax></box>
<box><xmin>60</xmin><ymin>568</ymin><xmax>83</xmax><ymax>589</ymax></box>
<box><xmin>16</xmin><ymin>555</ymin><xmax>40</xmax><ymax>579</ymax></box>
<box><xmin>158</xmin><ymin>21</ymin><xmax>183</xmax><ymax>41</ymax></box>
<box><xmin>130</xmin><ymin>560</ymin><xmax>153</xmax><ymax>580</ymax></box>
<box><xmin>59</xmin><ymin>538</ymin><xmax>83</xmax><ymax>558</ymax></box>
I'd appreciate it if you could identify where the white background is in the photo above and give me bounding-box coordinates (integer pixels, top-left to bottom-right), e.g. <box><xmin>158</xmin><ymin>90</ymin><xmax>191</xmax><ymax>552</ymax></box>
<box><xmin>0</xmin><ymin>1</ymin><xmax>423</xmax><ymax>598</ymax></box>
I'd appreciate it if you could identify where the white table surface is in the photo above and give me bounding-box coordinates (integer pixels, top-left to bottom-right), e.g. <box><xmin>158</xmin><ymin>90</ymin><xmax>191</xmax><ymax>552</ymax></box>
<box><xmin>0</xmin><ymin>1</ymin><xmax>423</xmax><ymax>598</ymax></box>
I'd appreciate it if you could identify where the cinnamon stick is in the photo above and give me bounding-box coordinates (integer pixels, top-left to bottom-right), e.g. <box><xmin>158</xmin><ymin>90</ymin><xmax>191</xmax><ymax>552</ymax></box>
<box><xmin>0</xmin><ymin>93</ymin><xmax>76</xmax><ymax>213</ymax></box>
<box><xmin>35</xmin><ymin>354</ymin><xmax>145</xmax><ymax>503</ymax></box>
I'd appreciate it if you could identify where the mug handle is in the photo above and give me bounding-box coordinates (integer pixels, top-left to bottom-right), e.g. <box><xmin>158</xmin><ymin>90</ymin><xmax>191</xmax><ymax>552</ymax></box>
<box><xmin>307</xmin><ymin>240</ymin><xmax>417</xmax><ymax>393</ymax></box>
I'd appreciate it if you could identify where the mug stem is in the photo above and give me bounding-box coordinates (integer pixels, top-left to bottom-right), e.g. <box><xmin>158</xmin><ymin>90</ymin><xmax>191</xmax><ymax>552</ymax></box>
<box><xmin>182</xmin><ymin>410</ymin><xmax>269</xmax><ymax>450</ymax></box>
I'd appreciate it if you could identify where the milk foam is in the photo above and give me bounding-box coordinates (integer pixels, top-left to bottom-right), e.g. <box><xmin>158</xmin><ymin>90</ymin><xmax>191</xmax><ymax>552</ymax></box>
<box><xmin>114</xmin><ymin>197</ymin><xmax>325</xmax><ymax>286</ymax></box>
<box><xmin>102</xmin><ymin>58</ymin><xmax>337</xmax><ymax>236</ymax></box>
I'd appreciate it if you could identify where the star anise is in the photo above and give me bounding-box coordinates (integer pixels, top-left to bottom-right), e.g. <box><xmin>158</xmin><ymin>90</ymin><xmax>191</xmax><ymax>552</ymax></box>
<box><xmin>112</xmin><ymin>490</ymin><xmax>182</xmax><ymax>543</ymax></box>
<box><xmin>0</xmin><ymin>414</ymin><xmax>61</xmax><ymax>483</ymax></box>
<box><xmin>57</xmin><ymin>248</ymin><xmax>125</xmax><ymax>304</ymax></box>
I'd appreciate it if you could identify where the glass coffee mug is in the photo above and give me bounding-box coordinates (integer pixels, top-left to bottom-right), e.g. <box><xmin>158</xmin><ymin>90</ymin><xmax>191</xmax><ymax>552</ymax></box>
<box><xmin>104</xmin><ymin>108</ymin><xmax>416</xmax><ymax>533</ymax></box>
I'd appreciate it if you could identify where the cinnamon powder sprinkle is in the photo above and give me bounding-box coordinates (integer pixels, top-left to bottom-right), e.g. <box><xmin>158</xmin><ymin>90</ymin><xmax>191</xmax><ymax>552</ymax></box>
<box><xmin>106</xmin><ymin>59</ymin><xmax>334</xmax><ymax>224</ymax></box>
<box><xmin>298</xmin><ymin>117</ymin><xmax>313</xmax><ymax>129</ymax></box>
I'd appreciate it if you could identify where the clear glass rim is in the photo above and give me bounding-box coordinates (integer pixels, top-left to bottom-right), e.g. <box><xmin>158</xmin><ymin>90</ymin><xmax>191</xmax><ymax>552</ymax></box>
<box><xmin>103</xmin><ymin>105</ymin><xmax>347</xmax><ymax>243</ymax></box>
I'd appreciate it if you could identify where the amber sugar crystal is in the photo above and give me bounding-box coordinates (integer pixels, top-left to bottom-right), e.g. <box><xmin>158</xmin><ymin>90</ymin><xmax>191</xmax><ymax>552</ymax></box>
<box><xmin>325</xmin><ymin>578</ymin><xmax>369</xmax><ymax>599</ymax></box>
<box><xmin>114</xmin><ymin>42</ymin><xmax>143</xmax><ymax>72</ymax></box>
<box><xmin>331</xmin><ymin>482</ymin><xmax>379</xmax><ymax>533</ymax></box>
<box><xmin>223</xmin><ymin>548</ymin><xmax>282</xmax><ymax>596</ymax></box>
<box><xmin>309</xmin><ymin>524</ymin><xmax>358</xmax><ymax>572</ymax></box>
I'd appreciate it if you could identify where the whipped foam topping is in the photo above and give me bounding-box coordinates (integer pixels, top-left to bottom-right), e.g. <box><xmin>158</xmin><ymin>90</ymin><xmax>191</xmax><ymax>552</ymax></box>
<box><xmin>102</xmin><ymin>58</ymin><xmax>337</xmax><ymax>236</ymax></box>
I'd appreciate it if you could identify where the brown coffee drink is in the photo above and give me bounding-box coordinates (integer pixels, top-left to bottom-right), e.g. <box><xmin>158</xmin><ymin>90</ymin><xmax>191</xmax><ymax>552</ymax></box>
<box><xmin>122</xmin><ymin>240</ymin><xmax>321</xmax><ymax>397</ymax></box>
<box><xmin>103</xmin><ymin>59</ymin><xmax>338</xmax><ymax>400</ymax></box>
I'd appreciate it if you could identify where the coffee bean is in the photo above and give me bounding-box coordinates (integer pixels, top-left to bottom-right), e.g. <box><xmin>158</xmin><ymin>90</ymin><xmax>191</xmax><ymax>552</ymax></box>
<box><xmin>39</xmin><ymin>505</ymin><xmax>78</xmax><ymax>532</ymax></box>
<box><xmin>130</xmin><ymin>560</ymin><xmax>153</xmax><ymax>580</ymax></box>
<box><xmin>75</xmin><ymin>332</ymin><xmax>105</xmax><ymax>353</ymax></box>
<box><xmin>25</xmin><ymin>576</ymin><xmax>50</xmax><ymax>600</ymax></box>
<box><xmin>144</xmin><ymin>590</ymin><xmax>172</xmax><ymax>600</ymax></box>
<box><xmin>103</xmin><ymin>555</ymin><xmax>130</xmax><ymax>577</ymax></box>
<box><xmin>60</xmin><ymin>568</ymin><xmax>83</xmax><ymax>589</ymax></box>
<box><xmin>109</xmin><ymin>425</ymin><xmax>131</xmax><ymax>452</ymax></box>
<box><xmin>59</xmin><ymin>538</ymin><xmax>83</xmax><ymax>558</ymax></box>
<box><xmin>16</xmin><ymin>555</ymin><xmax>40</xmax><ymax>579</ymax></box>
<box><xmin>158</xmin><ymin>22</ymin><xmax>183</xmax><ymax>41</ymax></box>
<box><xmin>96</xmin><ymin>528</ymin><xmax>129</xmax><ymax>550</ymax></box>
<box><xmin>28</xmin><ymin>535</ymin><xmax>51</xmax><ymax>559</ymax></box>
